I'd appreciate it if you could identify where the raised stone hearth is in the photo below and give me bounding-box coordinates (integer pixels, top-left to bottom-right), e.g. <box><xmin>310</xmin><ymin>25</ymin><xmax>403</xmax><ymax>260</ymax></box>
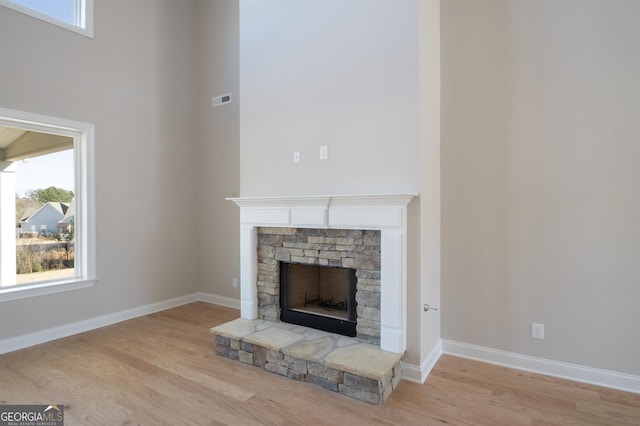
<box><xmin>211</xmin><ymin>318</ymin><xmax>401</xmax><ymax>405</ymax></box>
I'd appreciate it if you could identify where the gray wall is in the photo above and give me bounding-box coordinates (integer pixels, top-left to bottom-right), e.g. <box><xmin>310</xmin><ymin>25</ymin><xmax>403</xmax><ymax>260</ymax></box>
<box><xmin>0</xmin><ymin>0</ymin><xmax>200</xmax><ymax>338</ymax></box>
<box><xmin>442</xmin><ymin>0</ymin><xmax>640</xmax><ymax>375</ymax></box>
<box><xmin>418</xmin><ymin>0</ymin><xmax>441</xmax><ymax>370</ymax></box>
<box><xmin>195</xmin><ymin>0</ymin><xmax>240</xmax><ymax>300</ymax></box>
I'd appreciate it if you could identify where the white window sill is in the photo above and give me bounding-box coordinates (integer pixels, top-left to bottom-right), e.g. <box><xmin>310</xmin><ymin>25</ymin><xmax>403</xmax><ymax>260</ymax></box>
<box><xmin>0</xmin><ymin>277</ymin><xmax>97</xmax><ymax>302</ymax></box>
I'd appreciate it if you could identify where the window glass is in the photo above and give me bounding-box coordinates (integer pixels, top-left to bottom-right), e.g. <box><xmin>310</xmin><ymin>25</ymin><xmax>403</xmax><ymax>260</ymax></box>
<box><xmin>0</xmin><ymin>0</ymin><xmax>93</xmax><ymax>37</ymax></box>
<box><xmin>9</xmin><ymin>0</ymin><xmax>76</xmax><ymax>25</ymax></box>
<box><xmin>14</xmin><ymin>149</ymin><xmax>75</xmax><ymax>285</ymax></box>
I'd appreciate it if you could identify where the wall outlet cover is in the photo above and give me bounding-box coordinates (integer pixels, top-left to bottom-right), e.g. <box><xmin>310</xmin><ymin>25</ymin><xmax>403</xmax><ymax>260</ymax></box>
<box><xmin>531</xmin><ymin>322</ymin><xmax>544</xmax><ymax>340</ymax></box>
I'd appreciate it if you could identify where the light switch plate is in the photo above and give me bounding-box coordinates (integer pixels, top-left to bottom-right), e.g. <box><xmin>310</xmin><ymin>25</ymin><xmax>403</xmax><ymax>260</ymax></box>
<box><xmin>320</xmin><ymin>145</ymin><xmax>328</xmax><ymax>160</ymax></box>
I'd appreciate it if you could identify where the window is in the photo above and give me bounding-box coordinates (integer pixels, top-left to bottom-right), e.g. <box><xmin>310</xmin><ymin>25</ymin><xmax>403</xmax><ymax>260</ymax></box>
<box><xmin>0</xmin><ymin>0</ymin><xmax>94</xmax><ymax>38</ymax></box>
<box><xmin>0</xmin><ymin>108</ymin><xmax>96</xmax><ymax>302</ymax></box>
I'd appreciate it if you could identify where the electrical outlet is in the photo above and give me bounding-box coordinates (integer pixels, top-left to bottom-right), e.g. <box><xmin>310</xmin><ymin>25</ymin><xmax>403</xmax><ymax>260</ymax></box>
<box><xmin>531</xmin><ymin>323</ymin><xmax>544</xmax><ymax>340</ymax></box>
<box><xmin>232</xmin><ymin>278</ymin><xmax>238</xmax><ymax>288</ymax></box>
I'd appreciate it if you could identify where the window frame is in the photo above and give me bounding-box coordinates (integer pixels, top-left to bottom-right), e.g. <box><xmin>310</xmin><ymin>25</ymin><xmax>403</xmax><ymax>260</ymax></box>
<box><xmin>0</xmin><ymin>107</ymin><xmax>97</xmax><ymax>303</ymax></box>
<box><xmin>0</xmin><ymin>0</ymin><xmax>94</xmax><ymax>38</ymax></box>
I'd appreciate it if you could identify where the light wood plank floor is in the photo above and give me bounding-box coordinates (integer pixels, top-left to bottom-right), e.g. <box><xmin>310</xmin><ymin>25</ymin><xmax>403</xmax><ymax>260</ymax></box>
<box><xmin>1</xmin><ymin>302</ymin><xmax>638</xmax><ymax>425</ymax></box>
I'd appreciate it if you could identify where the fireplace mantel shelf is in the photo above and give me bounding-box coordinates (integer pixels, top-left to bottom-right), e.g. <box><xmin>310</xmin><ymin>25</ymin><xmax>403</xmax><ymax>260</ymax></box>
<box><xmin>227</xmin><ymin>193</ymin><xmax>416</xmax><ymax>230</ymax></box>
<box><xmin>227</xmin><ymin>193</ymin><xmax>416</xmax><ymax>207</ymax></box>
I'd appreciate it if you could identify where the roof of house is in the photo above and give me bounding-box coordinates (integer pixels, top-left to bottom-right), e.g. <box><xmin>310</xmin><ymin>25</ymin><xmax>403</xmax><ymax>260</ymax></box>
<box><xmin>59</xmin><ymin>203</ymin><xmax>74</xmax><ymax>223</ymax></box>
<box><xmin>20</xmin><ymin>201</ymin><xmax>73</xmax><ymax>223</ymax></box>
<box><xmin>19</xmin><ymin>206</ymin><xmax>41</xmax><ymax>222</ymax></box>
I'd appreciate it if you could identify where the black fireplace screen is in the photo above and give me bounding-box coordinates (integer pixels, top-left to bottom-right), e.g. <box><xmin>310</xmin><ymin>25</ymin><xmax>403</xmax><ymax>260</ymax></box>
<box><xmin>280</xmin><ymin>262</ymin><xmax>357</xmax><ymax>337</ymax></box>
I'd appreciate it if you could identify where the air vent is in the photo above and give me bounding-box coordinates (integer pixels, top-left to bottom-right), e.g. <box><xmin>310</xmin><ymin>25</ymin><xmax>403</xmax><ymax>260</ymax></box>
<box><xmin>211</xmin><ymin>93</ymin><xmax>232</xmax><ymax>107</ymax></box>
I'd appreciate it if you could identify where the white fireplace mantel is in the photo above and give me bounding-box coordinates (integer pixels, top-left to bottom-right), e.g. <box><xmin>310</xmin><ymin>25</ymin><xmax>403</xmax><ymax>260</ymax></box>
<box><xmin>227</xmin><ymin>194</ymin><xmax>416</xmax><ymax>354</ymax></box>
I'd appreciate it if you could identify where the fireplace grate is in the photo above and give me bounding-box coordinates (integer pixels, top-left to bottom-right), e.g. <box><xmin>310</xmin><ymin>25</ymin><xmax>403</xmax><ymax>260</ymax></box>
<box><xmin>304</xmin><ymin>294</ymin><xmax>348</xmax><ymax>312</ymax></box>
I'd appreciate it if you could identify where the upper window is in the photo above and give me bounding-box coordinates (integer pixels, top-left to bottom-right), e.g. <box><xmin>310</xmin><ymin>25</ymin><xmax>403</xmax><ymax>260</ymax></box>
<box><xmin>0</xmin><ymin>0</ymin><xmax>94</xmax><ymax>38</ymax></box>
<box><xmin>0</xmin><ymin>108</ymin><xmax>96</xmax><ymax>302</ymax></box>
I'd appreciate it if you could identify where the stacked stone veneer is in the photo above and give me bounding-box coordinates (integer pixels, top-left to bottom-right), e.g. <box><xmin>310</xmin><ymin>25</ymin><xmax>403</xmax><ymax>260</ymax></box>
<box><xmin>212</xmin><ymin>319</ymin><xmax>402</xmax><ymax>405</ymax></box>
<box><xmin>256</xmin><ymin>227</ymin><xmax>382</xmax><ymax>344</ymax></box>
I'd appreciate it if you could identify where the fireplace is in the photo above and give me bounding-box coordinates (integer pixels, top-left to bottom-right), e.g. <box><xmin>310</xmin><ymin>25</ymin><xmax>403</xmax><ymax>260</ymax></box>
<box><xmin>228</xmin><ymin>194</ymin><xmax>414</xmax><ymax>354</ymax></box>
<box><xmin>280</xmin><ymin>262</ymin><xmax>357</xmax><ymax>336</ymax></box>
<box><xmin>217</xmin><ymin>194</ymin><xmax>413</xmax><ymax>404</ymax></box>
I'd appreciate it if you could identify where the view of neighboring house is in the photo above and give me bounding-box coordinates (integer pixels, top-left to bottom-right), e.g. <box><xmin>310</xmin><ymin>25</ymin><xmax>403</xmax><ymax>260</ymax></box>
<box><xmin>19</xmin><ymin>201</ymin><xmax>73</xmax><ymax>237</ymax></box>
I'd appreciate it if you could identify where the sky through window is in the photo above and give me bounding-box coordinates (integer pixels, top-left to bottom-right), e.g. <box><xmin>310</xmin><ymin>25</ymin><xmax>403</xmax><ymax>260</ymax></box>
<box><xmin>8</xmin><ymin>0</ymin><xmax>75</xmax><ymax>25</ymax></box>
<box><xmin>14</xmin><ymin>150</ymin><xmax>74</xmax><ymax>198</ymax></box>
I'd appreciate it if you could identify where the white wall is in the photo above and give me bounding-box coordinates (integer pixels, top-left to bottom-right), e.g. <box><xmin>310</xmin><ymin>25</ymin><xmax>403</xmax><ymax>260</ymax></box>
<box><xmin>442</xmin><ymin>0</ymin><xmax>640</xmax><ymax>376</ymax></box>
<box><xmin>239</xmin><ymin>0</ymin><xmax>420</xmax><ymax>197</ymax></box>
<box><xmin>0</xmin><ymin>0</ymin><xmax>199</xmax><ymax>338</ymax></box>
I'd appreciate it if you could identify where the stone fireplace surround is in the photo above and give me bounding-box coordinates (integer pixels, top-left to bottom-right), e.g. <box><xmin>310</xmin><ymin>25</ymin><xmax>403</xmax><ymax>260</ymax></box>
<box><xmin>227</xmin><ymin>194</ymin><xmax>414</xmax><ymax>354</ymax></box>
<box><xmin>257</xmin><ymin>226</ymin><xmax>381</xmax><ymax>344</ymax></box>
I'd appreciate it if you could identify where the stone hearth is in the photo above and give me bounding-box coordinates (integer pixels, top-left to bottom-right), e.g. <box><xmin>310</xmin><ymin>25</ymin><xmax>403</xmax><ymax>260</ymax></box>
<box><xmin>211</xmin><ymin>318</ymin><xmax>401</xmax><ymax>405</ymax></box>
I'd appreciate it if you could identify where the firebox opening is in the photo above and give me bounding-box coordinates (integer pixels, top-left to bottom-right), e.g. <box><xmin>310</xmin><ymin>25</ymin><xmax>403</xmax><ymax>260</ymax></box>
<box><xmin>280</xmin><ymin>262</ymin><xmax>357</xmax><ymax>337</ymax></box>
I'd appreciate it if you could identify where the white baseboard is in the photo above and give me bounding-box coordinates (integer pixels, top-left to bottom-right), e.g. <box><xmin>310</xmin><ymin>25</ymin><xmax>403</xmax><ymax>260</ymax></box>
<box><xmin>196</xmin><ymin>292</ymin><xmax>240</xmax><ymax>309</ymax></box>
<box><xmin>400</xmin><ymin>362</ymin><xmax>422</xmax><ymax>383</ymax></box>
<box><xmin>0</xmin><ymin>293</ymin><xmax>199</xmax><ymax>354</ymax></box>
<box><xmin>0</xmin><ymin>292</ymin><xmax>241</xmax><ymax>355</ymax></box>
<box><xmin>443</xmin><ymin>339</ymin><xmax>640</xmax><ymax>395</ymax></box>
<box><xmin>402</xmin><ymin>339</ymin><xmax>443</xmax><ymax>383</ymax></box>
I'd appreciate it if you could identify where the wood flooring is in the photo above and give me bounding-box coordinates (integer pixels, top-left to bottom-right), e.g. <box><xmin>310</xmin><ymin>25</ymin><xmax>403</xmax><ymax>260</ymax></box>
<box><xmin>1</xmin><ymin>302</ymin><xmax>638</xmax><ymax>425</ymax></box>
